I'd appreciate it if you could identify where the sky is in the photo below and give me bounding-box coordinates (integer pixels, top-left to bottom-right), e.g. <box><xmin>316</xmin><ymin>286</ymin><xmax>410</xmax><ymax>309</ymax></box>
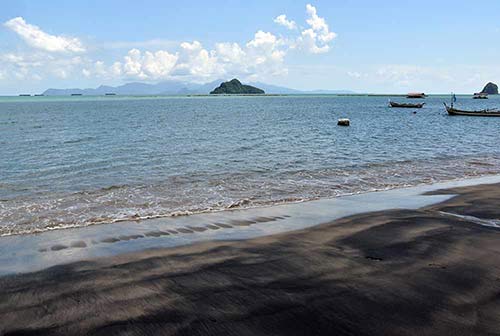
<box><xmin>1</xmin><ymin>0</ymin><xmax>500</xmax><ymax>95</ymax></box>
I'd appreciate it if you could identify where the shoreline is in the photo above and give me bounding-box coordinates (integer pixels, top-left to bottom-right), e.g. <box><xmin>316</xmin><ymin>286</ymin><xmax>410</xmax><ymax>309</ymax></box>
<box><xmin>3</xmin><ymin>172</ymin><xmax>500</xmax><ymax>239</ymax></box>
<box><xmin>1</xmin><ymin>177</ymin><xmax>500</xmax><ymax>334</ymax></box>
<box><xmin>1</xmin><ymin>175</ymin><xmax>500</xmax><ymax>276</ymax></box>
<box><xmin>0</xmin><ymin>175</ymin><xmax>500</xmax><ymax>276</ymax></box>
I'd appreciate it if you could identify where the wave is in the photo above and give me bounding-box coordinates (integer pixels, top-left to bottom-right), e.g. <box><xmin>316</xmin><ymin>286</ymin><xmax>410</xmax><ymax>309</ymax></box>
<box><xmin>63</xmin><ymin>136</ymin><xmax>97</xmax><ymax>144</ymax></box>
<box><xmin>1</xmin><ymin>154</ymin><xmax>500</xmax><ymax>237</ymax></box>
<box><xmin>1</xmin><ymin>172</ymin><xmax>499</xmax><ymax>238</ymax></box>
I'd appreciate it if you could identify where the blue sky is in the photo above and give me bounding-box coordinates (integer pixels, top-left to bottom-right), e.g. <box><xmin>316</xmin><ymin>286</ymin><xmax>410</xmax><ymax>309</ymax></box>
<box><xmin>1</xmin><ymin>0</ymin><xmax>499</xmax><ymax>94</ymax></box>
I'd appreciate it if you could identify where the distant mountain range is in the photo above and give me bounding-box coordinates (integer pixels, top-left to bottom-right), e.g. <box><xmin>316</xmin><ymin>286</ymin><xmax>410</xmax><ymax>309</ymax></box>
<box><xmin>42</xmin><ymin>79</ymin><xmax>355</xmax><ymax>96</ymax></box>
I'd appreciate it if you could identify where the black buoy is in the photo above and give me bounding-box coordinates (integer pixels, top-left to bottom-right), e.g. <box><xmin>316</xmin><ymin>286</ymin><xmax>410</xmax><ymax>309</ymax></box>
<box><xmin>337</xmin><ymin>118</ymin><xmax>350</xmax><ymax>126</ymax></box>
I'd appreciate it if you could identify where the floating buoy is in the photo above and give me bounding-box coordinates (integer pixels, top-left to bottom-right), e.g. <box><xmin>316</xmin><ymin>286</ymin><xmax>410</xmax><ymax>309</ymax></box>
<box><xmin>337</xmin><ymin>118</ymin><xmax>350</xmax><ymax>126</ymax></box>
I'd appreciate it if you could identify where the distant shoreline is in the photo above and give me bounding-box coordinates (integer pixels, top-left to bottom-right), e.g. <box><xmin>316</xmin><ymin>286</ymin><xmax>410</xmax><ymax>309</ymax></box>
<box><xmin>1</xmin><ymin>93</ymin><xmax>496</xmax><ymax>98</ymax></box>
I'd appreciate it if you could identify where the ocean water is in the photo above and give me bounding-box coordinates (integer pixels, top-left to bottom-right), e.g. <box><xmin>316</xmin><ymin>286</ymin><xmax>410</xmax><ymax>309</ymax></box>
<box><xmin>1</xmin><ymin>94</ymin><xmax>500</xmax><ymax>236</ymax></box>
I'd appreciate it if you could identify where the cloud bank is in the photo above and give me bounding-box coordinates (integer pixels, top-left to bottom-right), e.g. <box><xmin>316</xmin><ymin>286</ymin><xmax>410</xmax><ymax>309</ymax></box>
<box><xmin>1</xmin><ymin>4</ymin><xmax>335</xmax><ymax>83</ymax></box>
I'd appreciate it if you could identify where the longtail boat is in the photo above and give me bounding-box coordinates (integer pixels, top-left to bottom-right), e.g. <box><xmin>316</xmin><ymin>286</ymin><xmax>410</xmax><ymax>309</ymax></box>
<box><xmin>389</xmin><ymin>101</ymin><xmax>425</xmax><ymax>108</ymax></box>
<box><xmin>444</xmin><ymin>103</ymin><xmax>500</xmax><ymax>117</ymax></box>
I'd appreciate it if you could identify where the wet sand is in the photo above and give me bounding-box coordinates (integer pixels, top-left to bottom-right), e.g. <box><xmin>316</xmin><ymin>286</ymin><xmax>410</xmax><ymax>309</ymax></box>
<box><xmin>1</xmin><ymin>183</ymin><xmax>500</xmax><ymax>335</ymax></box>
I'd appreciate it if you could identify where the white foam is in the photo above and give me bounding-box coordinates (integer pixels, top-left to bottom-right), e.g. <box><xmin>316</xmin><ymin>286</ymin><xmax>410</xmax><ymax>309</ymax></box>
<box><xmin>1</xmin><ymin>174</ymin><xmax>500</xmax><ymax>276</ymax></box>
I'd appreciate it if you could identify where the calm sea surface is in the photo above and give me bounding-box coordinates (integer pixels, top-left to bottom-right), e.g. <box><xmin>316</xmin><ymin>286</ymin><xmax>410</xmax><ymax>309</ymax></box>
<box><xmin>1</xmin><ymin>94</ymin><xmax>500</xmax><ymax>236</ymax></box>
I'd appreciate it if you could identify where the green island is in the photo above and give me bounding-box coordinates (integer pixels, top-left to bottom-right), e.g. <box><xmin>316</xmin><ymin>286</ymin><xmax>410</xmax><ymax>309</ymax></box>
<box><xmin>210</xmin><ymin>79</ymin><xmax>265</xmax><ymax>95</ymax></box>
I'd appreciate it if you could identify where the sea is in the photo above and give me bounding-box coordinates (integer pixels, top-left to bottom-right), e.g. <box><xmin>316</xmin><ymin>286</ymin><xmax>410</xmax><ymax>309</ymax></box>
<box><xmin>1</xmin><ymin>94</ymin><xmax>499</xmax><ymax>236</ymax></box>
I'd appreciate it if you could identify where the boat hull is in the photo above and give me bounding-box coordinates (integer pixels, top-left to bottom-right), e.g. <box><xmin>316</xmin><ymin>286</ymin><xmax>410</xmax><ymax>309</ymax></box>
<box><xmin>444</xmin><ymin>104</ymin><xmax>500</xmax><ymax>117</ymax></box>
<box><xmin>389</xmin><ymin>102</ymin><xmax>425</xmax><ymax>108</ymax></box>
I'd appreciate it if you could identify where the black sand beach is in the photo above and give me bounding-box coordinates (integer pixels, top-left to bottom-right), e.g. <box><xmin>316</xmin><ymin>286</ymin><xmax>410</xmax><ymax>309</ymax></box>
<box><xmin>1</xmin><ymin>183</ymin><xmax>500</xmax><ymax>335</ymax></box>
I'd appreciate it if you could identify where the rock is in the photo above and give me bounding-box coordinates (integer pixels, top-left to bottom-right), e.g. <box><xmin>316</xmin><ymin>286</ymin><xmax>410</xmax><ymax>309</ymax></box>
<box><xmin>338</xmin><ymin>118</ymin><xmax>350</xmax><ymax>126</ymax></box>
<box><xmin>481</xmin><ymin>82</ymin><xmax>498</xmax><ymax>95</ymax></box>
<box><xmin>210</xmin><ymin>79</ymin><xmax>265</xmax><ymax>95</ymax></box>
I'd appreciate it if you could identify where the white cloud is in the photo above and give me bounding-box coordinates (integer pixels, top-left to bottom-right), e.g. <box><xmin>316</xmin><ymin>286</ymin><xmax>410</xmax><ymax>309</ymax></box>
<box><xmin>213</xmin><ymin>32</ymin><xmax>287</xmax><ymax>79</ymax></box>
<box><xmin>246</xmin><ymin>30</ymin><xmax>279</xmax><ymax>49</ymax></box>
<box><xmin>0</xmin><ymin>5</ymin><xmax>335</xmax><ymax>84</ymax></box>
<box><xmin>298</xmin><ymin>29</ymin><xmax>329</xmax><ymax>54</ymax></box>
<box><xmin>95</xmin><ymin>5</ymin><xmax>332</xmax><ymax>82</ymax></box>
<box><xmin>173</xmin><ymin>41</ymin><xmax>220</xmax><ymax>78</ymax></box>
<box><xmin>296</xmin><ymin>4</ymin><xmax>336</xmax><ymax>54</ymax></box>
<box><xmin>48</xmin><ymin>56</ymin><xmax>83</xmax><ymax>78</ymax></box>
<box><xmin>215</xmin><ymin>42</ymin><xmax>246</xmax><ymax>64</ymax></box>
<box><xmin>274</xmin><ymin>14</ymin><xmax>297</xmax><ymax>30</ymax></box>
<box><xmin>4</xmin><ymin>17</ymin><xmax>85</xmax><ymax>53</ymax></box>
<box><xmin>305</xmin><ymin>4</ymin><xmax>332</xmax><ymax>38</ymax></box>
<box><xmin>118</xmin><ymin>48</ymin><xmax>179</xmax><ymax>80</ymax></box>
<box><xmin>0</xmin><ymin>51</ymin><xmax>89</xmax><ymax>80</ymax></box>
<box><xmin>93</xmin><ymin>61</ymin><xmax>107</xmax><ymax>76</ymax></box>
<box><xmin>0</xmin><ymin>15</ymin><xmax>90</xmax><ymax>82</ymax></box>
<box><xmin>81</xmin><ymin>49</ymin><xmax>179</xmax><ymax>81</ymax></box>
<box><xmin>110</xmin><ymin>62</ymin><xmax>122</xmax><ymax>76</ymax></box>
<box><xmin>143</xmin><ymin>50</ymin><xmax>179</xmax><ymax>77</ymax></box>
<box><xmin>245</xmin><ymin>31</ymin><xmax>287</xmax><ymax>75</ymax></box>
<box><xmin>97</xmin><ymin>31</ymin><xmax>288</xmax><ymax>82</ymax></box>
<box><xmin>0</xmin><ymin>52</ymin><xmax>45</xmax><ymax>80</ymax></box>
